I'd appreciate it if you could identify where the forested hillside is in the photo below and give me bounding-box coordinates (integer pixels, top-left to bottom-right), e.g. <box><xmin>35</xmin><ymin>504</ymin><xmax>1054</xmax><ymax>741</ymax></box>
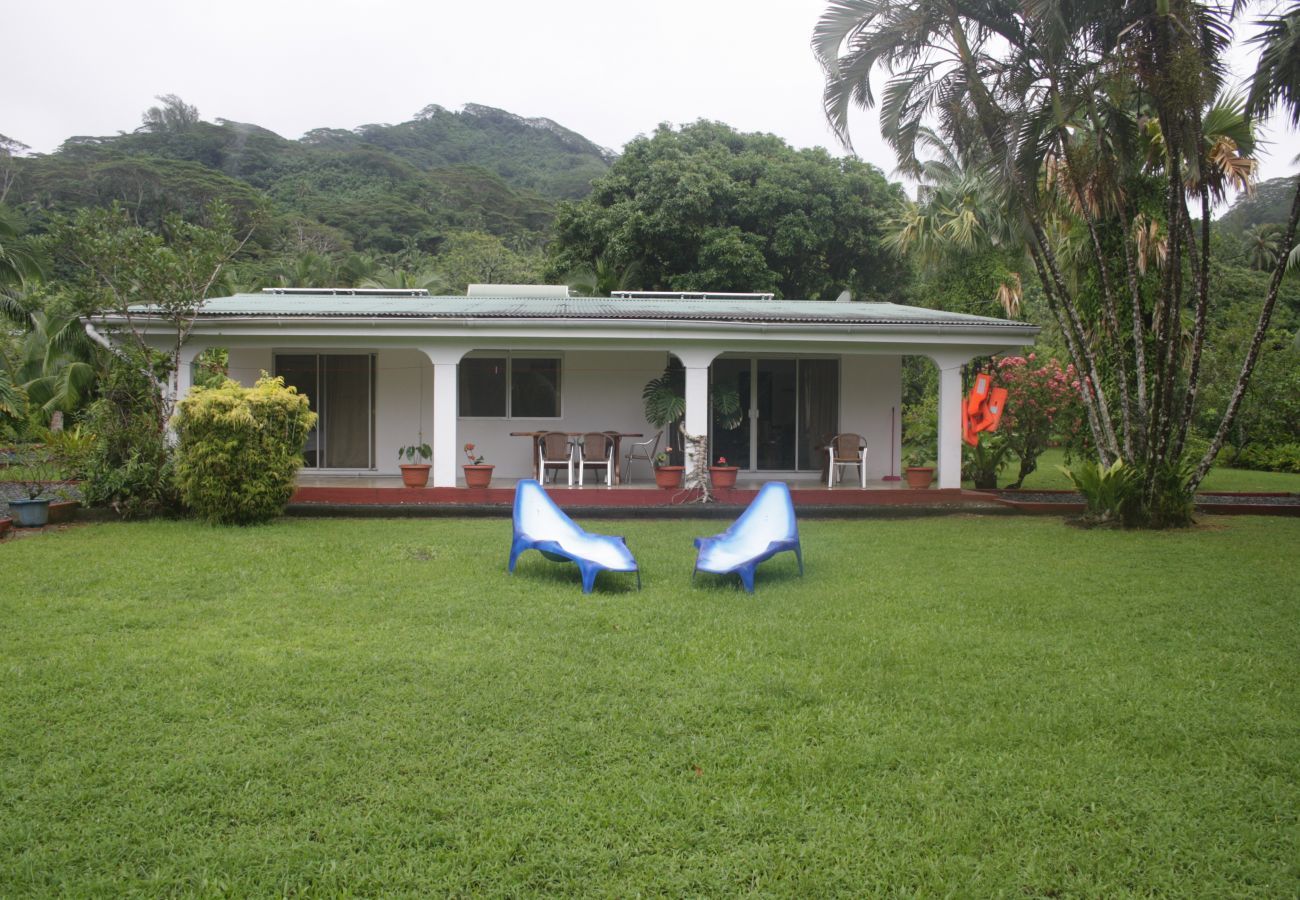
<box><xmin>3</xmin><ymin>98</ymin><xmax>612</xmax><ymax>257</ymax></box>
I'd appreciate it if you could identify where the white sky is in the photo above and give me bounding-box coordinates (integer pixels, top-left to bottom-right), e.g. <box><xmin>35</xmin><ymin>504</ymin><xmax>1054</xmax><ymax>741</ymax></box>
<box><xmin>5</xmin><ymin>0</ymin><xmax>1298</xmax><ymax>189</ymax></box>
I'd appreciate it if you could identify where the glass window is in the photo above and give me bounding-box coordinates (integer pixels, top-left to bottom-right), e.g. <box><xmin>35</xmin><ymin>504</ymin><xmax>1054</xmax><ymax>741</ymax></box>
<box><xmin>459</xmin><ymin>356</ymin><xmax>507</xmax><ymax>417</ymax></box>
<box><xmin>459</xmin><ymin>354</ymin><xmax>561</xmax><ymax>418</ymax></box>
<box><xmin>511</xmin><ymin>357</ymin><xmax>561</xmax><ymax>418</ymax></box>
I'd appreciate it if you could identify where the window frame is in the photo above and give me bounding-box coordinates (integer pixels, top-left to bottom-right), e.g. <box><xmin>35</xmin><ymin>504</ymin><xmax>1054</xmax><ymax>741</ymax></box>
<box><xmin>458</xmin><ymin>350</ymin><xmax>563</xmax><ymax>420</ymax></box>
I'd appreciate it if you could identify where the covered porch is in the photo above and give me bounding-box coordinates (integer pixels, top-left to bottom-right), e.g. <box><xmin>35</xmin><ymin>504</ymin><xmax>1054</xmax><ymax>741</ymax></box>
<box><xmin>144</xmin><ymin>290</ymin><xmax>1039</xmax><ymax>493</ymax></box>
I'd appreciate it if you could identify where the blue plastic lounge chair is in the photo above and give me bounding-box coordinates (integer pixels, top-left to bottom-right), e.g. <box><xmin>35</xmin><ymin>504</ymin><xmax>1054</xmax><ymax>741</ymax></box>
<box><xmin>693</xmin><ymin>481</ymin><xmax>803</xmax><ymax>593</ymax></box>
<box><xmin>508</xmin><ymin>479</ymin><xmax>640</xmax><ymax>593</ymax></box>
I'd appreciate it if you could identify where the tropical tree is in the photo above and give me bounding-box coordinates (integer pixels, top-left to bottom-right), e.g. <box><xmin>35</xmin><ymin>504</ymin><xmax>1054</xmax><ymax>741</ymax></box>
<box><xmin>815</xmin><ymin>0</ymin><xmax>1299</xmax><ymax>526</ymax></box>
<box><xmin>548</xmin><ymin>121</ymin><xmax>908</xmax><ymax>300</ymax></box>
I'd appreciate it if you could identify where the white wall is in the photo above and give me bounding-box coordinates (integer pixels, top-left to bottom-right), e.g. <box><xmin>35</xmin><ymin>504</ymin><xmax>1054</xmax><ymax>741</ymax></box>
<box><xmin>840</xmin><ymin>355</ymin><xmax>903</xmax><ymax>480</ymax></box>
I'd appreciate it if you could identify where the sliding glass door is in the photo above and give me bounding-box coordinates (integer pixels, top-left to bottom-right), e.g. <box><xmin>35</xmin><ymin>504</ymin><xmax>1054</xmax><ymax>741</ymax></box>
<box><xmin>712</xmin><ymin>357</ymin><xmax>838</xmax><ymax>471</ymax></box>
<box><xmin>274</xmin><ymin>353</ymin><xmax>376</xmax><ymax>469</ymax></box>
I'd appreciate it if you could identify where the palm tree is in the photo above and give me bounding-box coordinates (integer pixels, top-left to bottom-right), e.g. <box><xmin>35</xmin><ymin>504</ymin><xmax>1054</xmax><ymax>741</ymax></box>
<box><xmin>1244</xmin><ymin>224</ymin><xmax>1283</xmax><ymax>270</ymax></box>
<box><xmin>814</xmin><ymin>0</ymin><xmax>1289</xmax><ymax>524</ymax></box>
<box><xmin>0</xmin><ymin>205</ymin><xmax>42</xmax><ymax>287</ymax></box>
<box><xmin>13</xmin><ymin>310</ymin><xmax>103</xmax><ymax>423</ymax></box>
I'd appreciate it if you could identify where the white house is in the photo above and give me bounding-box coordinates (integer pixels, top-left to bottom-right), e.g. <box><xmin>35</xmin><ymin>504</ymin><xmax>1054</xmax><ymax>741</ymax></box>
<box><xmin>103</xmin><ymin>287</ymin><xmax>1039</xmax><ymax>490</ymax></box>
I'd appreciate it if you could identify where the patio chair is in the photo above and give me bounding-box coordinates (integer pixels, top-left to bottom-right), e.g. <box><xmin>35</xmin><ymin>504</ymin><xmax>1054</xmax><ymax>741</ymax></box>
<box><xmin>692</xmin><ymin>481</ymin><xmax>803</xmax><ymax>593</ymax></box>
<box><xmin>508</xmin><ymin>479</ymin><xmax>641</xmax><ymax>593</ymax></box>
<box><xmin>537</xmin><ymin>431</ymin><xmax>575</xmax><ymax>485</ymax></box>
<box><xmin>577</xmin><ymin>432</ymin><xmax>615</xmax><ymax>486</ymax></box>
<box><xmin>622</xmin><ymin>431</ymin><xmax>661</xmax><ymax>484</ymax></box>
<box><xmin>825</xmin><ymin>433</ymin><xmax>868</xmax><ymax>488</ymax></box>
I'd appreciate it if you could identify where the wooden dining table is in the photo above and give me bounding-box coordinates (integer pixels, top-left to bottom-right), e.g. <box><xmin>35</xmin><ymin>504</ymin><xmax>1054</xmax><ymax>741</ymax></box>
<box><xmin>510</xmin><ymin>431</ymin><xmax>644</xmax><ymax>483</ymax></box>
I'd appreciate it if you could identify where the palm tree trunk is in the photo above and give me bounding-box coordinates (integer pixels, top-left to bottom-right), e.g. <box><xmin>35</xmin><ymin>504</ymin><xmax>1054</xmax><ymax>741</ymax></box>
<box><xmin>1171</xmin><ymin>182</ymin><xmax>1213</xmax><ymax>461</ymax></box>
<box><xmin>1193</xmin><ymin>175</ymin><xmax>1300</xmax><ymax>489</ymax></box>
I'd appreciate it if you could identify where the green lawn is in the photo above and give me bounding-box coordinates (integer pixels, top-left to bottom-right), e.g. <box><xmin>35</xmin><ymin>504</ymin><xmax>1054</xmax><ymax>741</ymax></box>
<box><xmin>2</xmin><ymin>516</ymin><xmax>1297</xmax><ymax>895</ymax></box>
<box><xmin>980</xmin><ymin>447</ymin><xmax>1300</xmax><ymax>492</ymax></box>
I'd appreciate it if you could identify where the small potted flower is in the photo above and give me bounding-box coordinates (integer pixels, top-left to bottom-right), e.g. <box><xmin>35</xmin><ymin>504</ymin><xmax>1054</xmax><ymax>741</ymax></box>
<box><xmin>462</xmin><ymin>442</ymin><xmax>494</xmax><ymax>488</ymax></box>
<box><xmin>397</xmin><ymin>439</ymin><xmax>432</xmax><ymax>487</ymax></box>
<box><xmin>709</xmin><ymin>455</ymin><xmax>739</xmax><ymax>490</ymax></box>
<box><xmin>902</xmin><ymin>448</ymin><xmax>936</xmax><ymax>489</ymax></box>
<box><xmin>653</xmin><ymin>451</ymin><xmax>684</xmax><ymax>490</ymax></box>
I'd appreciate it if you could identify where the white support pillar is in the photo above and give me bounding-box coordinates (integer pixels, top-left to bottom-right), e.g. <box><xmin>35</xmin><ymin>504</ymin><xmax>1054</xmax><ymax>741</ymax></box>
<box><xmin>420</xmin><ymin>347</ymin><xmax>470</xmax><ymax>488</ymax></box>
<box><xmin>674</xmin><ymin>349</ymin><xmax>720</xmax><ymax>478</ymax></box>
<box><xmin>166</xmin><ymin>344</ymin><xmax>202</xmax><ymax>438</ymax></box>
<box><xmin>936</xmin><ymin>361</ymin><xmax>964</xmax><ymax>490</ymax></box>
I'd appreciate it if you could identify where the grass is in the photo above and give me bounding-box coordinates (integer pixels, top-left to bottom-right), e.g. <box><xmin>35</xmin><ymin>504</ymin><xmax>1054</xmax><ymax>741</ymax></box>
<box><xmin>2</xmin><ymin>515</ymin><xmax>1298</xmax><ymax>895</ymax></box>
<box><xmin>982</xmin><ymin>447</ymin><xmax>1300</xmax><ymax>492</ymax></box>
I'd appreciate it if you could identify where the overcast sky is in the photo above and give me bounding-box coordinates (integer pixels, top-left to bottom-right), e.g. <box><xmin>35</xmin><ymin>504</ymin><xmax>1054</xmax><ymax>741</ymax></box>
<box><xmin>5</xmin><ymin>0</ymin><xmax>1298</xmax><ymax>189</ymax></box>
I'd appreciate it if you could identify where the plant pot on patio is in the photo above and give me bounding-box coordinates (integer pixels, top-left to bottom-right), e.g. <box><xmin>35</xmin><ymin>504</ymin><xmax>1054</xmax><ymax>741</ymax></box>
<box><xmin>654</xmin><ymin>466</ymin><xmax>684</xmax><ymax>490</ymax></box>
<box><xmin>904</xmin><ymin>466</ymin><xmax>935</xmax><ymax>489</ymax></box>
<box><xmin>709</xmin><ymin>466</ymin><xmax>739</xmax><ymax>489</ymax></box>
<box><xmin>9</xmin><ymin>498</ymin><xmax>51</xmax><ymax>528</ymax></box>
<box><xmin>0</xmin><ymin>516</ymin><xmax>12</xmax><ymax>539</ymax></box>
<box><xmin>399</xmin><ymin>464</ymin><xmax>431</xmax><ymax>488</ymax></box>
<box><xmin>463</xmin><ymin>464</ymin><xmax>494</xmax><ymax>488</ymax></box>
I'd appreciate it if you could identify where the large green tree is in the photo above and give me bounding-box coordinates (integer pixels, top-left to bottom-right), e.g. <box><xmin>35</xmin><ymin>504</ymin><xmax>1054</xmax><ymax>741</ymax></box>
<box><xmin>816</xmin><ymin>0</ymin><xmax>1299</xmax><ymax>525</ymax></box>
<box><xmin>548</xmin><ymin>121</ymin><xmax>909</xmax><ymax>300</ymax></box>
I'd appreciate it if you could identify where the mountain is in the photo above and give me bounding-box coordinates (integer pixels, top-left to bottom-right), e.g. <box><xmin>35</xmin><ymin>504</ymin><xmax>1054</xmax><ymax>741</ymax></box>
<box><xmin>1216</xmin><ymin>175</ymin><xmax>1299</xmax><ymax>236</ymax></box>
<box><xmin>5</xmin><ymin>102</ymin><xmax>614</xmax><ymax>254</ymax></box>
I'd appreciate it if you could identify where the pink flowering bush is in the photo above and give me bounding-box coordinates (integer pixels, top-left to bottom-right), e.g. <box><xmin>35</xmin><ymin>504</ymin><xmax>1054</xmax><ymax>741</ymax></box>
<box><xmin>996</xmin><ymin>354</ymin><xmax>1086</xmax><ymax>488</ymax></box>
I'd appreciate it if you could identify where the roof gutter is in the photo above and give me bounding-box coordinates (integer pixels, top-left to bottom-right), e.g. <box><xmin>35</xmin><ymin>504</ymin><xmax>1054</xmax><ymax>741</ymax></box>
<box><xmin>100</xmin><ymin>313</ymin><xmax>1040</xmax><ymax>341</ymax></box>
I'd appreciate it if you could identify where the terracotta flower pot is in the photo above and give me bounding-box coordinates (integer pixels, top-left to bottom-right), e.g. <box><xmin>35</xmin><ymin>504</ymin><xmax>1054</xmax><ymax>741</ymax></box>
<box><xmin>463</xmin><ymin>464</ymin><xmax>494</xmax><ymax>488</ymax></box>
<box><xmin>709</xmin><ymin>466</ymin><xmax>739</xmax><ymax>489</ymax></box>
<box><xmin>399</xmin><ymin>464</ymin><xmax>431</xmax><ymax>488</ymax></box>
<box><xmin>654</xmin><ymin>465</ymin><xmax>684</xmax><ymax>490</ymax></box>
<box><xmin>0</xmin><ymin>517</ymin><xmax>11</xmax><ymax>539</ymax></box>
<box><xmin>904</xmin><ymin>466</ymin><xmax>935</xmax><ymax>489</ymax></box>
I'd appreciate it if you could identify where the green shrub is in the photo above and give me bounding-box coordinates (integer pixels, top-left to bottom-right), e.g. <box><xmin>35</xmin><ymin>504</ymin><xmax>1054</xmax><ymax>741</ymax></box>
<box><xmin>172</xmin><ymin>375</ymin><xmax>317</xmax><ymax>525</ymax></box>
<box><xmin>1234</xmin><ymin>442</ymin><xmax>1300</xmax><ymax>474</ymax></box>
<box><xmin>80</xmin><ymin>358</ymin><xmax>181</xmax><ymax>519</ymax></box>
<box><xmin>962</xmin><ymin>434</ymin><xmax>1010</xmax><ymax>489</ymax></box>
<box><xmin>1064</xmin><ymin>457</ymin><xmax>1197</xmax><ymax>528</ymax></box>
<box><xmin>1063</xmin><ymin>459</ymin><xmax>1140</xmax><ymax>526</ymax></box>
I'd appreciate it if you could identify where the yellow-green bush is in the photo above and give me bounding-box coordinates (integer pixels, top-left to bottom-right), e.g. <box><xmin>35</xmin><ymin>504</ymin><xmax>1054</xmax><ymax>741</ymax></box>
<box><xmin>172</xmin><ymin>376</ymin><xmax>317</xmax><ymax>525</ymax></box>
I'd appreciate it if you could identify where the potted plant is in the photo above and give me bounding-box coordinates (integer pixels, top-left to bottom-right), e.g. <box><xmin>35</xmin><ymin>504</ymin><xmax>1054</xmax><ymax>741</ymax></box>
<box><xmin>398</xmin><ymin>439</ymin><xmax>432</xmax><ymax>488</ymax></box>
<box><xmin>462</xmin><ymin>442</ymin><xmax>494</xmax><ymax>488</ymax></box>
<box><xmin>709</xmin><ymin>455</ymin><xmax>739</xmax><ymax>489</ymax></box>
<box><xmin>653</xmin><ymin>451</ymin><xmax>684</xmax><ymax>489</ymax></box>
<box><xmin>902</xmin><ymin>449</ymin><xmax>936</xmax><ymax>489</ymax></box>
<box><xmin>7</xmin><ymin>444</ymin><xmax>55</xmax><ymax>527</ymax></box>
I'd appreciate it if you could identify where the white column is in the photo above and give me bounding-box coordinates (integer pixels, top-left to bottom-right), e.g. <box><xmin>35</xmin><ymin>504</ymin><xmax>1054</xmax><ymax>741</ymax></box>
<box><xmin>675</xmin><ymin>349</ymin><xmax>720</xmax><ymax>478</ymax></box>
<box><xmin>421</xmin><ymin>347</ymin><xmax>470</xmax><ymax>488</ymax></box>
<box><xmin>432</xmin><ymin>362</ymin><xmax>458</xmax><ymax>487</ymax></box>
<box><xmin>936</xmin><ymin>362</ymin><xmax>963</xmax><ymax>490</ymax></box>
<box><xmin>166</xmin><ymin>344</ymin><xmax>202</xmax><ymax>436</ymax></box>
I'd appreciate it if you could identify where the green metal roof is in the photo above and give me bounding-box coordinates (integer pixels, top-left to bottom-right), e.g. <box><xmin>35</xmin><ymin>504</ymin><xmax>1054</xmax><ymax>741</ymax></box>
<box><xmin>163</xmin><ymin>293</ymin><xmax>1034</xmax><ymax>329</ymax></box>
